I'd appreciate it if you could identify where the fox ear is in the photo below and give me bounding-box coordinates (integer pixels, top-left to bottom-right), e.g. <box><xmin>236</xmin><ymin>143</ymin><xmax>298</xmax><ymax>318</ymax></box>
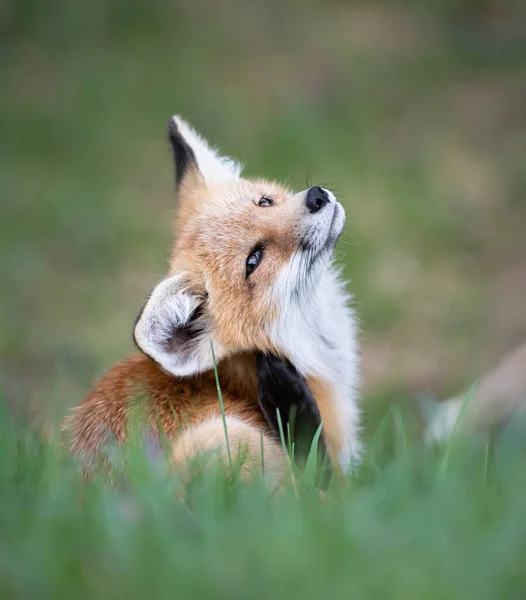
<box><xmin>168</xmin><ymin>116</ymin><xmax>243</xmax><ymax>190</ymax></box>
<box><xmin>133</xmin><ymin>274</ymin><xmax>222</xmax><ymax>376</ymax></box>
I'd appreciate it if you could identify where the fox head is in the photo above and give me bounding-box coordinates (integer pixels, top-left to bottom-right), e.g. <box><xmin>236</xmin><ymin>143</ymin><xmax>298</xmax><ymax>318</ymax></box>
<box><xmin>134</xmin><ymin>116</ymin><xmax>346</xmax><ymax>377</ymax></box>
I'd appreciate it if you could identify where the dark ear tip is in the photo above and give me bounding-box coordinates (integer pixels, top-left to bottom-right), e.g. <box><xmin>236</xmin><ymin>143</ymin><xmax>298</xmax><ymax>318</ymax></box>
<box><xmin>167</xmin><ymin>117</ymin><xmax>180</xmax><ymax>141</ymax></box>
<box><xmin>167</xmin><ymin>115</ymin><xmax>198</xmax><ymax>186</ymax></box>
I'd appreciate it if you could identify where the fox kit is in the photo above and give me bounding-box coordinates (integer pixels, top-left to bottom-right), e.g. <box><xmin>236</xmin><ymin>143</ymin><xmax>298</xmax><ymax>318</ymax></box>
<box><xmin>63</xmin><ymin>116</ymin><xmax>361</xmax><ymax>484</ymax></box>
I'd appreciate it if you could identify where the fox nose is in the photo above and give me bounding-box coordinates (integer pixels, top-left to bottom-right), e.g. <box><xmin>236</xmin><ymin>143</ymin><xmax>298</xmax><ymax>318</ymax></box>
<box><xmin>306</xmin><ymin>187</ymin><xmax>330</xmax><ymax>213</ymax></box>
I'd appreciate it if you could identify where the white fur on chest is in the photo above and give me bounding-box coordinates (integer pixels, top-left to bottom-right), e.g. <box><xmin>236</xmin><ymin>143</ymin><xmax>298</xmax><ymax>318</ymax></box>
<box><xmin>268</xmin><ymin>263</ymin><xmax>361</xmax><ymax>472</ymax></box>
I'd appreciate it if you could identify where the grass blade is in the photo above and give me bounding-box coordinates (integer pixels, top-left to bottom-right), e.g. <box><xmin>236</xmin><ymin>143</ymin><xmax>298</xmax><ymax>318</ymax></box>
<box><xmin>303</xmin><ymin>419</ymin><xmax>324</xmax><ymax>489</ymax></box>
<box><xmin>210</xmin><ymin>340</ymin><xmax>233</xmax><ymax>475</ymax></box>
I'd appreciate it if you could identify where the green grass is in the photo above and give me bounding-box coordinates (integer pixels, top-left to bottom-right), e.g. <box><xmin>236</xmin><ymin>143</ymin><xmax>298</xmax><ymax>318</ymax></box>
<box><xmin>2</xmin><ymin>402</ymin><xmax>526</xmax><ymax>600</ymax></box>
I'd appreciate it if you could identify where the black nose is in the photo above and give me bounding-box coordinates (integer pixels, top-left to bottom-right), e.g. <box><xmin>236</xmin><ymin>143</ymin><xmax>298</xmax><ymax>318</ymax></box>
<box><xmin>306</xmin><ymin>187</ymin><xmax>329</xmax><ymax>213</ymax></box>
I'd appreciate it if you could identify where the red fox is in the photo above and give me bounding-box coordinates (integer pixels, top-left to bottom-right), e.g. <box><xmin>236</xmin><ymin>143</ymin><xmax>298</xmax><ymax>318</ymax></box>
<box><xmin>63</xmin><ymin>117</ymin><xmax>361</xmax><ymax>484</ymax></box>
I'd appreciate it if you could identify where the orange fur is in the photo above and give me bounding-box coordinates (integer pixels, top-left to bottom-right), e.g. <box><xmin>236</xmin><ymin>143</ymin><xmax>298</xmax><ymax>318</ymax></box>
<box><xmin>63</xmin><ymin>353</ymin><xmax>267</xmax><ymax>456</ymax></box>
<box><xmin>169</xmin><ymin>178</ymin><xmax>301</xmax><ymax>352</ymax></box>
<box><xmin>306</xmin><ymin>376</ymin><xmax>345</xmax><ymax>476</ymax></box>
<box><xmin>171</xmin><ymin>416</ymin><xmax>287</xmax><ymax>488</ymax></box>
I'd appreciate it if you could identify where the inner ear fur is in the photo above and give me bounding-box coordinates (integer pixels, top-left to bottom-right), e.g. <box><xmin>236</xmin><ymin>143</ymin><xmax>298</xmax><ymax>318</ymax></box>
<box><xmin>133</xmin><ymin>274</ymin><xmax>218</xmax><ymax>377</ymax></box>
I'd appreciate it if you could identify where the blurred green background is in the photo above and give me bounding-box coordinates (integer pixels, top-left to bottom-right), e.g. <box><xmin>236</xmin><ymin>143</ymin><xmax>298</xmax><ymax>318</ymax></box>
<box><xmin>1</xmin><ymin>0</ymin><xmax>525</xmax><ymax>426</ymax></box>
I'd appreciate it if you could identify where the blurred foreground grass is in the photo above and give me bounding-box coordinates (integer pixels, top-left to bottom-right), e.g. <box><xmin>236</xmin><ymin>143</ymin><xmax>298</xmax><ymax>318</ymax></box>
<box><xmin>2</xmin><ymin>401</ymin><xmax>526</xmax><ymax>599</ymax></box>
<box><xmin>1</xmin><ymin>0</ymin><xmax>526</xmax><ymax>424</ymax></box>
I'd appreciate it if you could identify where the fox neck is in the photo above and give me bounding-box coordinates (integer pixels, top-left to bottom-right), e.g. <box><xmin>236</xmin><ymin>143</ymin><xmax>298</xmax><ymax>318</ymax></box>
<box><xmin>268</xmin><ymin>265</ymin><xmax>359</xmax><ymax>405</ymax></box>
<box><xmin>215</xmin><ymin>352</ymin><xmax>258</xmax><ymax>402</ymax></box>
<box><xmin>210</xmin><ymin>266</ymin><xmax>358</xmax><ymax>407</ymax></box>
<box><xmin>266</xmin><ymin>263</ymin><xmax>360</xmax><ymax>471</ymax></box>
<box><xmin>217</xmin><ymin>265</ymin><xmax>360</xmax><ymax>472</ymax></box>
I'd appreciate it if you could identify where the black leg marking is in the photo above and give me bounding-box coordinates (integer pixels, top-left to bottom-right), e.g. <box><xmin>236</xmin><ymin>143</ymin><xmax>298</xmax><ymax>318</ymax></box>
<box><xmin>256</xmin><ymin>353</ymin><xmax>331</xmax><ymax>484</ymax></box>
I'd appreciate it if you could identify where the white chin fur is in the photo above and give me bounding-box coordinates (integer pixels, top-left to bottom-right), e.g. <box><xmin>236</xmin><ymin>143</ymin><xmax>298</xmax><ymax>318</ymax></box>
<box><xmin>331</xmin><ymin>202</ymin><xmax>346</xmax><ymax>239</ymax></box>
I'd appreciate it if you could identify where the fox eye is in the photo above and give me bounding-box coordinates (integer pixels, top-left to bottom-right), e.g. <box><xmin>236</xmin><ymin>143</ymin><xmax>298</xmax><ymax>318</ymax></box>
<box><xmin>246</xmin><ymin>246</ymin><xmax>264</xmax><ymax>278</ymax></box>
<box><xmin>258</xmin><ymin>197</ymin><xmax>273</xmax><ymax>207</ymax></box>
